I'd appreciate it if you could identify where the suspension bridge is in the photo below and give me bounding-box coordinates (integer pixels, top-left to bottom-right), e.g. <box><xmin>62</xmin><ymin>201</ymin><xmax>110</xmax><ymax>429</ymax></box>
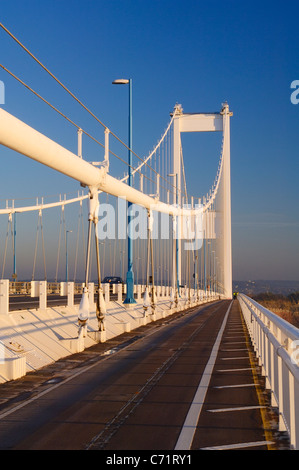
<box><xmin>0</xmin><ymin>24</ymin><xmax>298</xmax><ymax>451</ymax></box>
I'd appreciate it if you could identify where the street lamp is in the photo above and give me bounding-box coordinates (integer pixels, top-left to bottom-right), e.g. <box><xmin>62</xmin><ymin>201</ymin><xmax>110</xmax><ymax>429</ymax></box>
<box><xmin>112</xmin><ymin>78</ymin><xmax>136</xmax><ymax>304</ymax></box>
<box><xmin>12</xmin><ymin>212</ymin><xmax>17</xmax><ymax>281</ymax></box>
<box><xmin>65</xmin><ymin>230</ymin><xmax>72</xmax><ymax>283</ymax></box>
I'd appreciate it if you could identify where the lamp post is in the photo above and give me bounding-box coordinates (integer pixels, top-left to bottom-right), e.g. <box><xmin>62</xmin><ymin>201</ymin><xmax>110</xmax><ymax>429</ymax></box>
<box><xmin>65</xmin><ymin>230</ymin><xmax>72</xmax><ymax>283</ymax></box>
<box><xmin>112</xmin><ymin>78</ymin><xmax>136</xmax><ymax>304</ymax></box>
<box><xmin>12</xmin><ymin>212</ymin><xmax>17</xmax><ymax>281</ymax></box>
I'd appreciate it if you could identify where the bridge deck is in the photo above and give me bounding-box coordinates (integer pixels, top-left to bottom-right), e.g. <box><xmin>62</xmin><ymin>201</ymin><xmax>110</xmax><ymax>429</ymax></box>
<box><xmin>0</xmin><ymin>300</ymin><xmax>287</xmax><ymax>450</ymax></box>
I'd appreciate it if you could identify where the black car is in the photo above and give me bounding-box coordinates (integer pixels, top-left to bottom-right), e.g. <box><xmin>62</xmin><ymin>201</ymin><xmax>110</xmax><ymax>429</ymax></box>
<box><xmin>103</xmin><ymin>276</ymin><xmax>123</xmax><ymax>284</ymax></box>
<box><xmin>102</xmin><ymin>276</ymin><xmax>123</xmax><ymax>292</ymax></box>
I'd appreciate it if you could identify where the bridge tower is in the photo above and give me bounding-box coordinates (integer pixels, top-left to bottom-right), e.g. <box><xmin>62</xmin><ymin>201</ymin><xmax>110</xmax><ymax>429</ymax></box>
<box><xmin>172</xmin><ymin>103</ymin><xmax>232</xmax><ymax>299</ymax></box>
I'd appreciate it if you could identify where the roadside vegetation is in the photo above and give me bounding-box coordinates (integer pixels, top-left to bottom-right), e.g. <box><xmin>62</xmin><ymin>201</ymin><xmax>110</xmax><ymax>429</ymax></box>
<box><xmin>253</xmin><ymin>292</ymin><xmax>299</xmax><ymax>328</ymax></box>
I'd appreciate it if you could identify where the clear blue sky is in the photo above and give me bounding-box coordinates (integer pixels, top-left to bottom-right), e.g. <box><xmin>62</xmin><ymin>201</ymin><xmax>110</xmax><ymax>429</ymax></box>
<box><xmin>0</xmin><ymin>0</ymin><xmax>298</xmax><ymax>281</ymax></box>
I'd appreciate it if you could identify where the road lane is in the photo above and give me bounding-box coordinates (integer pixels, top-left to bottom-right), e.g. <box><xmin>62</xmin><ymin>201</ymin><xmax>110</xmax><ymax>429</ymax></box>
<box><xmin>9</xmin><ymin>293</ymin><xmax>119</xmax><ymax>310</ymax></box>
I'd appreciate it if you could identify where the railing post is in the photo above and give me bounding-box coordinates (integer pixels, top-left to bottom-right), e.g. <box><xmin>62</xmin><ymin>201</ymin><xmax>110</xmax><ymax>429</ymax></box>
<box><xmin>264</xmin><ymin>323</ymin><xmax>270</xmax><ymax>388</ymax></box>
<box><xmin>269</xmin><ymin>341</ymin><xmax>278</xmax><ymax>407</ymax></box>
<box><xmin>156</xmin><ymin>285</ymin><xmax>160</xmax><ymax>299</ymax></box>
<box><xmin>104</xmin><ymin>283</ymin><xmax>110</xmax><ymax>303</ymax></box>
<box><xmin>137</xmin><ymin>284</ymin><xmax>141</xmax><ymax>301</ymax></box>
<box><xmin>60</xmin><ymin>281</ymin><xmax>67</xmax><ymax>296</ymax></box>
<box><xmin>39</xmin><ymin>280</ymin><xmax>47</xmax><ymax>310</ymax></box>
<box><xmin>67</xmin><ymin>282</ymin><xmax>74</xmax><ymax>307</ymax></box>
<box><xmin>117</xmin><ymin>283</ymin><xmax>122</xmax><ymax>303</ymax></box>
<box><xmin>277</xmin><ymin>353</ymin><xmax>289</xmax><ymax>432</ymax></box>
<box><xmin>31</xmin><ymin>280</ymin><xmax>39</xmax><ymax>297</ymax></box>
<box><xmin>289</xmin><ymin>372</ymin><xmax>299</xmax><ymax>449</ymax></box>
<box><xmin>0</xmin><ymin>280</ymin><xmax>9</xmax><ymax>315</ymax></box>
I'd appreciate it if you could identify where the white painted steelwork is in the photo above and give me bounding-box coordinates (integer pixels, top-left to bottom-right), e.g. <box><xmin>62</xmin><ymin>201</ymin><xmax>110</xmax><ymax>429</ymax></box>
<box><xmin>239</xmin><ymin>294</ymin><xmax>299</xmax><ymax>449</ymax></box>
<box><xmin>171</xmin><ymin>103</ymin><xmax>232</xmax><ymax>298</ymax></box>
<box><xmin>0</xmin><ymin>103</ymin><xmax>232</xmax><ymax>299</ymax></box>
<box><xmin>0</xmin><ymin>108</ymin><xmax>192</xmax><ymax>217</ymax></box>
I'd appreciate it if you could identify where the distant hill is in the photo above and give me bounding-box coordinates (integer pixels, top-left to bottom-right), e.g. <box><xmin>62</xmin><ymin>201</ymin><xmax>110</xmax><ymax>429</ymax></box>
<box><xmin>233</xmin><ymin>280</ymin><xmax>299</xmax><ymax>296</ymax></box>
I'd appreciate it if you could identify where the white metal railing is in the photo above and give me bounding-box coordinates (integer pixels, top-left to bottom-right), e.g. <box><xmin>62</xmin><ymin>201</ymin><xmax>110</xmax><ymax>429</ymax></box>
<box><xmin>238</xmin><ymin>293</ymin><xmax>299</xmax><ymax>449</ymax></box>
<box><xmin>0</xmin><ymin>279</ymin><xmax>220</xmax><ymax>314</ymax></box>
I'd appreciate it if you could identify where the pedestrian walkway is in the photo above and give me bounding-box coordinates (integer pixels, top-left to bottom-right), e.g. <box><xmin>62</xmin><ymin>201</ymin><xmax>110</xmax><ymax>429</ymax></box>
<box><xmin>190</xmin><ymin>300</ymin><xmax>288</xmax><ymax>450</ymax></box>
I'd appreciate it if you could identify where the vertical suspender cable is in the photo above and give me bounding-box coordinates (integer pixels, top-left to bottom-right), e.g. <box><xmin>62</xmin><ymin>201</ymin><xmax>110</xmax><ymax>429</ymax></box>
<box><xmin>40</xmin><ymin>210</ymin><xmax>47</xmax><ymax>281</ymax></box>
<box><xmin>1</xmin><ymin>213</ymin><xmax>12</xmax><ymax>279</ymax></box>
<box><xmin>55</xmin><ymin>206</ymin><xmax>63</xmax><ymax>282</ymax></box>
<box><xmin>32</xmin><ymin>212</ymin><xmax>39</xmax><ymax>281</ymax></box>
<box><xmin>32</xmin><ymin>209</ymin><xmax>47</xmax><ymax>281</ymax></box>
<box><xmin>94</xmin><ymin>220</ymin><xmax>106</xmax><ymax>332</ymax></box>
<box><xmin>73</xmin><ymin>200</ymin><xmax>83</xmax><ymax>283</ymax></box>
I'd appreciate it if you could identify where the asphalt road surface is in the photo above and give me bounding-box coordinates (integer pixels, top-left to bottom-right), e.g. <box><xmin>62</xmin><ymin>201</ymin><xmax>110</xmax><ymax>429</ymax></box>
<box><xmin>9</xmin><ymin>293</ymin><xmax>119</xmax><ymax>310</ymax></box>
<box><xmin>0</xmin><ymin>299</ymin><xmax>285</xmax><ymax>451</ymax></box>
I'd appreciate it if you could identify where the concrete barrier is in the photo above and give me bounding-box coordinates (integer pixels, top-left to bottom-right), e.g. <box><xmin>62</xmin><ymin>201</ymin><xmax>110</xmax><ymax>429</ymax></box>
<box><xmin>0</xmin><ymin>284</ymin><xmax>217</xmax><ymax>383</ymax></box>
<box><xmin>0</xmin><ymin>356</ymin><xmax>26</xmax><ymax>381</ymax></box>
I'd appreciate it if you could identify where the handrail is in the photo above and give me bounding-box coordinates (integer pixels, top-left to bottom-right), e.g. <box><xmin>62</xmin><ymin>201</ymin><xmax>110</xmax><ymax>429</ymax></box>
<box><xmin>238</xmin><ymin>293</ymin><xmax>299</xmax><ymax>449</ymax></box>
<box><xmin>240</xmin><ymin>294</ymin><xmax>299</xmax><ymax>350</ymax></box>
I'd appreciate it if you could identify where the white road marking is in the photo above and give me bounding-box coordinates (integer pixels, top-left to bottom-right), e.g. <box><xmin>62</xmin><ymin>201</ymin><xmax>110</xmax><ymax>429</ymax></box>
<box><xmin>213</xmin><ymin>383</ymin><xmax>256</xmax><ymax>389</ymax></box>
<box><xmin>207</xmin><ymin>405</ymin><xmax>265</xmax><ymax>413</ymax></box>
<box><xmin>221</xmin><ymin>348</ymin><xmax>248</xmax><ymax>351</ymax></box>
<box><xmin>221</xmin><ymin>356</ymin><xmax>248</xmax><ymax>360</ymax></box>
<box><xmin>200</xmin><ymin>440</ymin><xmax>274</xmax><ymax>450</ymax></box>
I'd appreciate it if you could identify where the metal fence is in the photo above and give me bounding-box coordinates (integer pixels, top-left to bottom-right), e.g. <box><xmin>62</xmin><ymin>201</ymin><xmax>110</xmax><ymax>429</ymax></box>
<box><xmin>238</xmin><ymin>293</ymin><xmax>299</xmax><ymax>449</ymax></box>
<box><xmin>9</xmin><ymin>281</ymin><xmax>85</xmax><ymax>296</ymax></box>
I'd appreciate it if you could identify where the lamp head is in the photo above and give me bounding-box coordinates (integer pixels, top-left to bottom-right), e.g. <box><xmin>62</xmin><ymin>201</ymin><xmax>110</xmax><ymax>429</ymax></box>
<box><xmin>112</xmin><ymin>79</ymin><xmax>129</xmax><ymax>85</ymax></box>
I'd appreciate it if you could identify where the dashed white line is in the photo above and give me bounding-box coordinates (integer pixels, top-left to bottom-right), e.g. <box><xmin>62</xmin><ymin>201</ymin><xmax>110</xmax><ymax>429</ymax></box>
<box><xmin>207</xmin><ymin>405</ymin><xmax>265</xmax><ymax>413</ymax></box>
<box><xmin>213</xmin><ymin>383</ymin><xmax>256</xmax><ymax>389</ymax></box>
<box><xmin>221</xmin><ymin>348</ymin><xmax>248</xmax><ymax>352</ymax></box>
<box><xmin>200</xmin><ymin>440</ymin><xmax>274</xmax><ymax>450</ymax></box>
<box><xmin>221</xmin><ymin>356</ymin><xmax>248</xmax><ymax>360</ymax></box>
